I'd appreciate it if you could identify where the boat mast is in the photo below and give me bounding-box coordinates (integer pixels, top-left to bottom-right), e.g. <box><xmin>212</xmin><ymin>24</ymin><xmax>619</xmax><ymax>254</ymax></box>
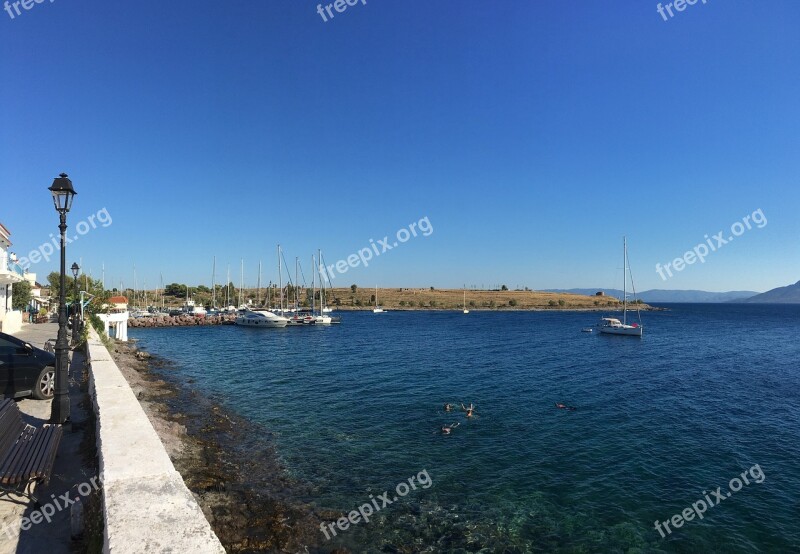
<box><xmin>311</xmin><ymin>255</ymin><xmax>316</xmax><ymax>315</ymax></box>
<box><xmin>623</xmin><ymin>236</ymin><xmax>627</xmax><ymax>326</ymax></box>
<box><xmin>278</xmin><ymin>245</ymin><xmax>283</xmax><ymax>312</ymax></box>
<box><xmin>240</xmin><ymin>259</ymin><xmax>244</xmax><ymax>308</ymax></box>
<box><xmin>295</xmin><ymin>257</ymin><xmax>299</xmax><ymax>311</ymax></box>
<box><xmin>212</xmin><ymin>256</ymin><xmax>216</xmax><ymax>309</ymax></box>
<box><xmin>226</xmin><ymin>266</ymin><xmax>230</xmax><ymax>308</ymax></box>
<box><xmin>318</xmin><ymin>249</ymin><xmax>324</xmax><ymax>312</ymax></box>
<box><xmin>258</xmin><ymin>261</ymin><xmax>262</xmax><ymax>307</ymax></box>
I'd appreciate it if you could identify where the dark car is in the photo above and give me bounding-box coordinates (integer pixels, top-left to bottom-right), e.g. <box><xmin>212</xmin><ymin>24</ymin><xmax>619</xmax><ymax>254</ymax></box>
<box><xmin>0</xmin><ymin>331</ymin><xmax>56</xmax><ymax>400</ymax></box>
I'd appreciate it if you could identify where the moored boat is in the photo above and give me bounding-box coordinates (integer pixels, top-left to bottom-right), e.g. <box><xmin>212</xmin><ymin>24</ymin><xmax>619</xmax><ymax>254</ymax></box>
<box><xmin>235</xmin><ymin>309</ymin><xmax>289</xmax><ymax>327</ymax></box>
<box><xmin>599</xmin><ymin>237</ymin><xmax>643</xmax><ymax>337</ymax></box>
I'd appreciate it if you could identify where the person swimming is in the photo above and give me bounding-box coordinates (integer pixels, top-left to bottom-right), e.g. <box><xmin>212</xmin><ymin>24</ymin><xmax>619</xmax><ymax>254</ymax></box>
<box><xmin>444</xmin><ymin>403</ymin><xmax>453</xmax><ymax>412</ymax></box>
<box><xmin>555</xmin><ymin>402</ymin><xmax>577</xmax><ymax>411</ymax></box>
<box><xmin>441</xmin><ymin>422</ymin><xmax>460</xmax><ymax>434</ymax></box>
<box><xmin>461</xmin><ymin>403</ymin><xmax>475</xmax><ymax>417</ymax></box>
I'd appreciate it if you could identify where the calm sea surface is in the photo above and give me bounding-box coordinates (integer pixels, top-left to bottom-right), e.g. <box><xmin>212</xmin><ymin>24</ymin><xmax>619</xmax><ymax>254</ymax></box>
<box><xmin>130</xmin><ymin>305</ymin><xmax>800</xmax><ymax>553</ymax></box>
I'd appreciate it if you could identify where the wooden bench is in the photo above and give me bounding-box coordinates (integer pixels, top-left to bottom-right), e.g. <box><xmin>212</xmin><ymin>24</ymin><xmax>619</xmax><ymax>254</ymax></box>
<box><xmin>0</xmin><ymin>399</ymin><xmax>63</xmax><ymax>506</ymax></box>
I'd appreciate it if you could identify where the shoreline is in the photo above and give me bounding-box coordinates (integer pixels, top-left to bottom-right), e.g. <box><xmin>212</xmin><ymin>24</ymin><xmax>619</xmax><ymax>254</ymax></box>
<box><xmin>107</xmin><ymin>341</ymin><xmax>342</xmax><ymax>553</ymax></box>
<box><xmin>127</xmin><ymin>305</ymin><xmax>667</xmax><ymax>328</ymax></box>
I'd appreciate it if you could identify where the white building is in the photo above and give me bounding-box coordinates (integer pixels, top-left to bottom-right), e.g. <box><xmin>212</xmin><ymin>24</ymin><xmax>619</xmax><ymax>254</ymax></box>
<box><xmin>97</xmin><ymin>295</ymin><xmax>129</xmax><ymax>341</ymax></box>
<box><xmin>23</xmin><ymin>272</ymin><xmax>49</xmax><ymax>319</ymax></box>
<box><xmin>0</xmin><ymin>223</ymin><xmax>25</xmax><ymax>333</ymax></box>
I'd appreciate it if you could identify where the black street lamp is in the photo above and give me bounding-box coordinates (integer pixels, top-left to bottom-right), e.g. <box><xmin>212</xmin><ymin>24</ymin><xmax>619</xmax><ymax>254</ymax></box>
<box><xmin>49</xmin><ymin>173</ymin><xmax>76</xmax><ymax>424</ymax></box>
<box><xmin>71</xmin><ymin>262</ymin><xmax>80</xmax><ymax>344</ymax></box>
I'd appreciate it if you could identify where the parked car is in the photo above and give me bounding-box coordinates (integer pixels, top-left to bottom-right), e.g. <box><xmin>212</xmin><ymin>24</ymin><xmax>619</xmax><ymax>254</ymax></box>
<box><xmin>0</xmin><ymin>331</ymin><xmax>56</xmax><ymax>400</ymax></box>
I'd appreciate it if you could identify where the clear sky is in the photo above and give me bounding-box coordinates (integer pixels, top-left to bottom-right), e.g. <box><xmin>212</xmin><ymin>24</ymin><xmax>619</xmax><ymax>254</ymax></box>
<box><xmin>1</xmin><ymin>1</ymin><xmax>798</xmax><ymax>293</ymax></box>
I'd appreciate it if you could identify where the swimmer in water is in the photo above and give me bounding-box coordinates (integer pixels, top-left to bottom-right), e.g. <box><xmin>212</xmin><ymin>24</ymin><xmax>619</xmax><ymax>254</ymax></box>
<box><xmin>461</xmin><ymin>403</ymin><xmax>475</xmax><ymax>417</ymax></box>
<box><xmin>555</xmin><ymin>402</ymin><xmax>577</xmax><ymax>411</ymax></box>
<box><xmin>444</xmin><ymin>403</ymin><xmax>453</xmax><ymax>412</ymax></box>
<box><xmin>441</xmin><ymin>422</ymin><xmax>460</xmax><ymax>435</ymax></box>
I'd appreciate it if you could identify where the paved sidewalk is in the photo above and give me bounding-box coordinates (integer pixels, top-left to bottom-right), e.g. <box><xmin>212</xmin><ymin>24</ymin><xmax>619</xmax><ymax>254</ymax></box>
<box><xmin>0</xmin><ymin>323</ymin><xmax>95</xmax><ymax>554</ymax></box>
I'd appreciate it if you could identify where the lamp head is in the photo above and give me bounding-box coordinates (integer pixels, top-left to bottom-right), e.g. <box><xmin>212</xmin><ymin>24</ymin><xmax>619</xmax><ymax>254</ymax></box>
<box><xmin>48</xmin><ymin>173</ymin><xmax>76</xmax><ymax>214</ymax></box>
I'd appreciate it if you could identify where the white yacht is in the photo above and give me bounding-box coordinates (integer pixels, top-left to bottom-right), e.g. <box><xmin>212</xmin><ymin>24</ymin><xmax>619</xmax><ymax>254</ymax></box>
<box><xmin>599</xmin><ymin>237</ymin><xmax>643</xmax><ymax>337</ymax></box>
<box><xmin>182</xmin><ymin>299</ymin><xmax>206</xmax><ymax>317</ymax></box>
<box><xmin>373</xmin><ymin>285</ymin><xmax>385</xmax><ymax>313</ymax></box>
<box><xmin>598</xmin><ymin>317</ymin><xmax>641</xmax><ymax>336</ymax></box>
<box><xmin>235</xmin><ymin>309</ymin><xmax>289</xmax><ymax>328</ymax></box>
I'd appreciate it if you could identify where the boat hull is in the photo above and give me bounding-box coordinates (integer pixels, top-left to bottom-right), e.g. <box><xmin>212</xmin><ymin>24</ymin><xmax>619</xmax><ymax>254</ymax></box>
<box><xmin>599</xmin><ymin>326</ymin><xmax>643</xmax><ymax>337</ymax></box>
<box><xmin>235</xmin><ymin>311</ymin><xmax>289</xmax><ymax>328</ymax></box>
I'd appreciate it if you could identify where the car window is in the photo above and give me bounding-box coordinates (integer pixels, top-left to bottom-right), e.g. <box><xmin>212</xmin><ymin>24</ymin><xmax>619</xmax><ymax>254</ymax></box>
<box><xmin>0</xmin><ymin>338</ymin><xmax>18</xmax><ymax>350</ymax></box>
<box><xmin>0</xmin><ymin>339</ymin><xmax>17</xmax><ymax>358</ymax></box>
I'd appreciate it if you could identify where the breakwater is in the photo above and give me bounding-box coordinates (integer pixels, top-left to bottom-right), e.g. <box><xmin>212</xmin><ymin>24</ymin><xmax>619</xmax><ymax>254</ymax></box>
<box><xmin>128</xmin><ymin>315</ymin><xmax>236</xmax><ymax>328</ymax></box>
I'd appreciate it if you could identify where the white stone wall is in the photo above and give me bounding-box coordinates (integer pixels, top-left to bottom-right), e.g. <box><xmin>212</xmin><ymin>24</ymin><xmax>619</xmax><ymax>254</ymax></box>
<box><xmin>86</xmin><ymin>328</ymin><xmax>226</xmax><ymax>553</ymax></box>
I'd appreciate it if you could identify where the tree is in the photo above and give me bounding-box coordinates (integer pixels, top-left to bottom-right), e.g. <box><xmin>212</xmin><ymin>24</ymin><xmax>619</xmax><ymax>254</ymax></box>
<box><xmin>47</xmin><ymin>271</ymin><xmax>62</xmax><ymax>302</ymax></box>
<box><xmin>351</xmin><ymin>284</ymin><xmax>358</xmax><ymax>293</ymax></box>
<box><xmin>165</xmin><ymin>283</ymin><xmax>188</xmax><ymax>297</ymax></box>
<box><xmin>48</xmin><ymin>271</ymin><xmax>109</xmax><ymax>313</ymax></box>
<box><xmin>501</xmin><ymin>285</ymin><xmax>508</xmax><ymax>291</ymax></box>
<box><xmin>558</xmin><ymin>299</ymin><xmax>566</xmax><ymax>307</ymax></box>
<box><xmin>508</xmin><ymin>299</ymin><xmax>518</xmax><ymax>307</ymax></box>
<box><xmin>12</xmin><ymin>280</ymin><xmax>32</xmax><ymax>311</ymax></box>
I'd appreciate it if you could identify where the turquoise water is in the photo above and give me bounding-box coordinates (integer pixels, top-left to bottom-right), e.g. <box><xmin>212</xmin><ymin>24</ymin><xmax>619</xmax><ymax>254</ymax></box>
<box><xmin>130</xmin><ymin>305</ymin><xmax>800</xmax><ymax>552</ymax></box>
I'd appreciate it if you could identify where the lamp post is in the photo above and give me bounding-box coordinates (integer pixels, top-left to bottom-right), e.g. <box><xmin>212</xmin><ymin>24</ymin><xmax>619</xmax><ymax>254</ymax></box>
<box><xmin>49</xmin><ymin>173</ymin><xmax>76</xmax><ymax>425</ymax></box>
<box><xmin>71</xmin><ymin>262</ymin><xmax>80</xmax><ymax>344</ymax></box>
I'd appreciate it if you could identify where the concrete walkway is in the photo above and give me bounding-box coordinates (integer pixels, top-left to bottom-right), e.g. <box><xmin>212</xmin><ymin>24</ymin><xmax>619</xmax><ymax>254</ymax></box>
<box><xmin>0</xmin><ymin>323</ymin><xmax>93</xmax><ymax>554</ymax></box>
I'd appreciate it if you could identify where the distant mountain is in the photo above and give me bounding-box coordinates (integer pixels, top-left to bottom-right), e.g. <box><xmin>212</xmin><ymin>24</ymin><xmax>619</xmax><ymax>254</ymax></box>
<box><xmin>543</xmin><ymin>288</ymin><xmax>759</xmax><ymax>303</ymax></box>
<box><xmin>640</xmin><ymin>290</ymin><xmax>759</xmax><ymax>303</ymax></box>
<box><xmin>739</xmin><ymin>281</ymin><xmax>800</xmax><ymax>303</ymax></box>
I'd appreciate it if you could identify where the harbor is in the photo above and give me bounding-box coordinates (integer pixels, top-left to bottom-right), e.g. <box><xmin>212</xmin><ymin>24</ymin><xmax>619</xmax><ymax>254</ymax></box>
<box><xmin>2</xmin><ymin>1</ymin><xmax>796</xmax><ymax>552</ymax></box>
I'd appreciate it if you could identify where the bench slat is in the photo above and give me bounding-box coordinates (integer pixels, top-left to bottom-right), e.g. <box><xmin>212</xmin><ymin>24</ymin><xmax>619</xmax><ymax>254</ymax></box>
<box><xmin>0</xmin><ymin>427</ymin><xmax>36</xmax><ymax>484</ymax></box>
<box><xmin>0</xmin><ymin>411</ymin><xmax>26</xmax><ymax>456</ymax></box>
<box><xmin>0</xmin><ymin>399</ymin><xmax>63</xmax><ymax>495</ymax></box>
<box><xmin>22</xmin><ymin>426</ymin><xmax>61</xmax><ymax>481</ymax></box>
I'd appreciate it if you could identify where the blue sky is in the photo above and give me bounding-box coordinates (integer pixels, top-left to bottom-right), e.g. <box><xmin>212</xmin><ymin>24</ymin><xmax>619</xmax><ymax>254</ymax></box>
<box><xmin>1</xmin><ymin>1</ymin><xmax>798</xmax><ymax>293</ymax></box>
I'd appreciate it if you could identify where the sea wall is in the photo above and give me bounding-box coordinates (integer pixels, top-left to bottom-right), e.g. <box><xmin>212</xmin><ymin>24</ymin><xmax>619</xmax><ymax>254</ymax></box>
<box><xmin>128</xmin><ymin>314</ymin><xmax>236</xmax><ymax>328</ymax></box>
<box><xmin>86</xmin><ymin>328</ymin><xmax>226</xmax><ymax>553</ymax></box>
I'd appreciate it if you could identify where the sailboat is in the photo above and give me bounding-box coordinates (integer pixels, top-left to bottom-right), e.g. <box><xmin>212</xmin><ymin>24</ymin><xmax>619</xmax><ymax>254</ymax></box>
<box><xmin>235</xmin><ymin>247</ymin><xmax>289</xmax><ymax>328</ymax></box>
<box><xmin>313</xmin><ymin>251</ymin><xmax>340</xmax><ymax>324</ymax></box>
<box><xmin>599</xmin><ymin>237</ymin><xmax>643</xmax><ymax>337</ymax></box>
<box><xmin>373</xmin><ymin>285</ymin><xmax>385</xmax><ymax>313</ymax></box>
<box><xmin>463</xmin><ymin>287</ymin><xmax>469</xmax><ymax>314</ymax></box>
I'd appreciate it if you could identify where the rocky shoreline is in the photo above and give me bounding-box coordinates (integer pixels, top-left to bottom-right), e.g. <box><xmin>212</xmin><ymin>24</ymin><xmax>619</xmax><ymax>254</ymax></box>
<box><xmin>107</xmin><ymin>342</ymin><xmax>345</xmax><ymax>553</ymax></box>
<box><xmin>127</xmin><ymin>314</ymin><xmax>237</xmax><ymax>327</ymax></box>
